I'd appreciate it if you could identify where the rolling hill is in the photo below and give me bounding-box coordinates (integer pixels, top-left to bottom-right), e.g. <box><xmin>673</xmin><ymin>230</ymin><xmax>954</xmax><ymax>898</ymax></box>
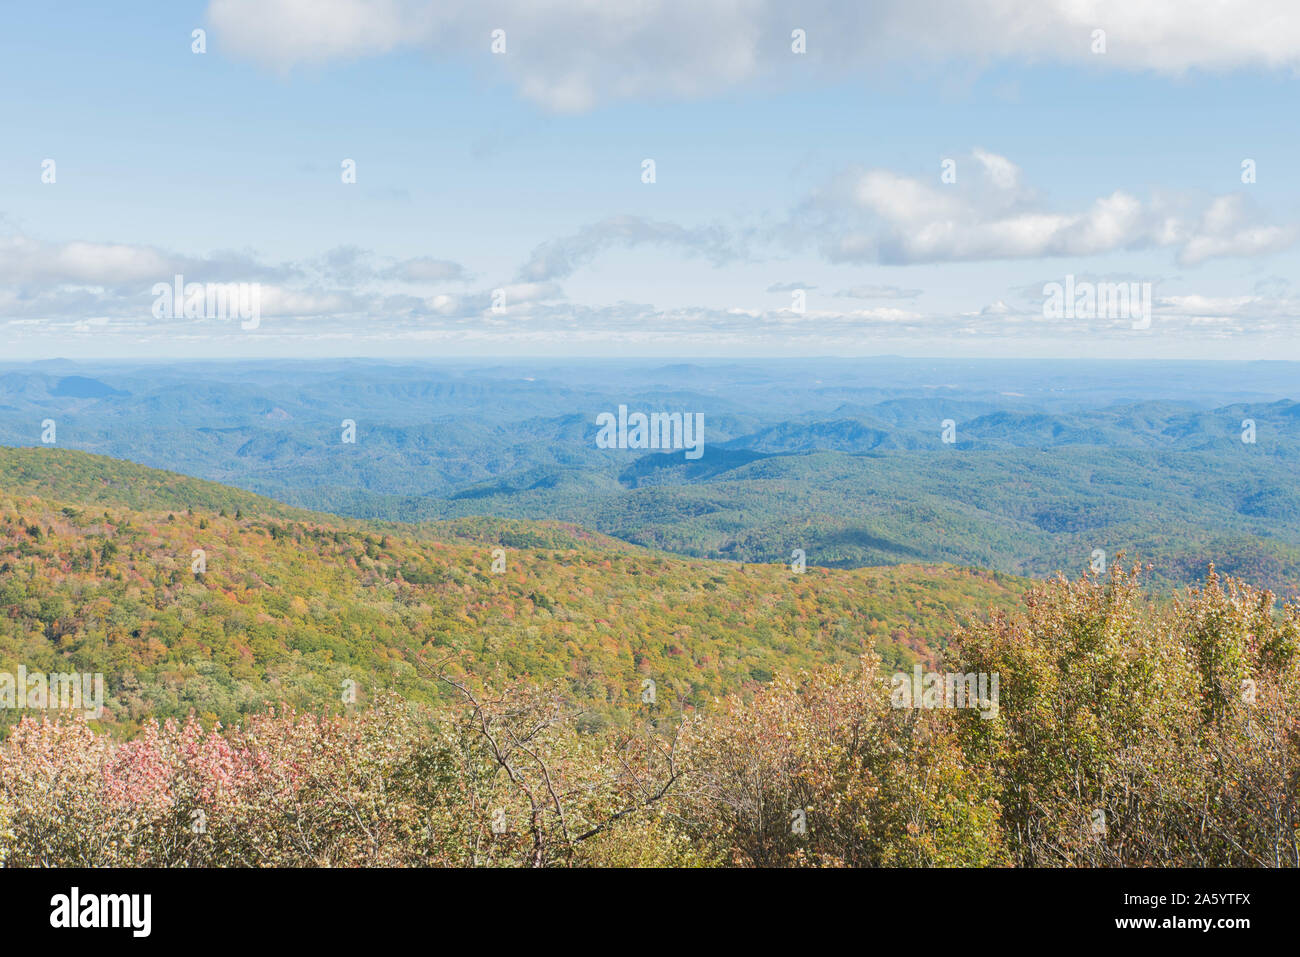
<box><xmin>2</xmin><ymin>359</ymin><xmax>1298</xmax><ymax>594</ymax></box>
<box><xmin>0</xmin><ymin>447</ymin><xmax>1027</xmax><ymax>733</ymax></box>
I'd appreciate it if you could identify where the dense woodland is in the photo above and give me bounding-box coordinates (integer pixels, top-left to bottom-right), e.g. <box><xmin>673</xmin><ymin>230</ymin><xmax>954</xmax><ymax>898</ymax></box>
<box><xmin>5</xmin><ymin>364</ymin><xmax>1300</xmax><ymax>595</ymax></box>
<box><xmin>0</xmin><ymin>449</ymin><xmax>1022</xmax><ymax>734</ymax></box>
<box><xmin>1</xmin><ymin>563</ymin><xmax>1295</xmax><ymax>867</ymax></box>
<box><xmin>0</xmin><ymin>449</ymin><xmax>1296</xmax><ymax>867</ymax></box>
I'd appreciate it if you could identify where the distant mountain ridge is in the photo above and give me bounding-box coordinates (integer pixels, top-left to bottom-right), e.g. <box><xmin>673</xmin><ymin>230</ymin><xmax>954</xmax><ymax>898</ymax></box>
<box><xmin>1</xmin><ymin>360</ymin><xmax>1298</xmax><ymax>592</ymax></box>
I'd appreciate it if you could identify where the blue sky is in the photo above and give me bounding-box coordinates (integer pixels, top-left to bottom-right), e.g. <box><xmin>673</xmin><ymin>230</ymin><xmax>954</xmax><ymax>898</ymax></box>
<box><xmin>4</xmin><ymin>1</ymin><xmax>1300</xmax><ymax>359</ymax></box>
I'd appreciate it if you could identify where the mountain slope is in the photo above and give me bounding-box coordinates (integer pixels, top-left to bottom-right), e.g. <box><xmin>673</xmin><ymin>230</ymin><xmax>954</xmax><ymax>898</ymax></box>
<box><xmin>0</xmin><ymin>446</ymin><xmax>312</xmax><ymax>519</ymax></box>
<box><xmin>0</xmin><ymin>450</ymin><xmax>1028</xmax><ymax>733</ymax></box>
<box><xmin>3</xmin><ymin>361</ymin><xmax>1299</xmax><ymax>593</ymax></box>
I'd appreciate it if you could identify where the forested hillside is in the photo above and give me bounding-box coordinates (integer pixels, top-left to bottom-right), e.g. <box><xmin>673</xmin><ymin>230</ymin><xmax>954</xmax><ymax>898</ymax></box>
<box><xmin>0</xmin><ymin>448</ymin><xmax>1024</xmax><ymax>733</ymax></box>
<box><xmin>4</xmin><ymin>360</ymin><xmax>1299</xmax><ymax>593</ymax></box>
<box><xmin>2</xmin><ymin>561</ymin><xmax>1294</xmax><ymax>868</ymax></box>
<box><xmin>2</xmin><ymin>450</ymin><xmax>1295</xmax><ymax>869</ymax></box>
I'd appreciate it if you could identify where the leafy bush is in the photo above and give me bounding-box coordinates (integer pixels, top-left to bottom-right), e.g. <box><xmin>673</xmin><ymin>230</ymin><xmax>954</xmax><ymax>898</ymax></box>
<box><xmin>1</xmin><ymin>566</ymin><xmax>1296</xmax><ymax>867</ymax></box>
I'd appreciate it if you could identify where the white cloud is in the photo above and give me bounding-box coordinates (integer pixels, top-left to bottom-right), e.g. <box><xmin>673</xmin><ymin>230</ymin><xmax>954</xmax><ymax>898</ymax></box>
<box><xmin>207</xmin><ymin>1</ymin><xmax>1300</xmax><ymax>111</ymax></box>
<box><xmin>1178</xmin><ymin>195</ymin><xmax>1297</xmax><ymax>265</ymax></box>
<box><xmin>208</xmin><ymin>0</ymin><xmax>434</xmax><ymax>68</ymax></box>
<box><xmin>387</xmin><ymin>257</ymin><xmax>467</xmax><ymax>282</ymax></box>
<box><xmin>0</xmin><ymin>236</ymin><xmax>176</xmax><ymax>285</ymax></box>
<box><xmin>257</xmin><ymin>286</ymin><xmax>363</xmax><ymax>317</ymax></box>
<box><xmin>972</xmin><ymin>148</ymin><xmax>1021</xmax><ymax>191</ymax></box>
<box><xmin>419</xmin><ymin>280</ymin><xmax>563</xmax><ymax>319</ymax></box>
<box><xmin>0</xmin><ymin>234</ymin><xmax>300</xmax><ymax>290</ymax></box>
<box><xmin>801</xmin><ymin>150</ymin><xmax>1295</xmax><ymax>265</ymax></box>
<box><xmin>834</xmin><ymin>285</ymin><xmax>923</xmax><ymax>299</ymax></box>
<box><xmin>516</xmin><ymin>215</ymin><xmax>739</xmax><ymax>281</ymax></box>
<box><xmin>317</xmin><ymin>247</ymin><xmax>468</xmax><ymax>284</ymax></box>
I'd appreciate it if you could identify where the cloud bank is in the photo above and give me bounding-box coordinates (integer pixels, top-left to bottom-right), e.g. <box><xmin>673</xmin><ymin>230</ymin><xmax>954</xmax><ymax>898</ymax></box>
<box><xmin>208</xmin><ymin>0</ymin><xmax>1300</xmax><ymax>111</ymax></box>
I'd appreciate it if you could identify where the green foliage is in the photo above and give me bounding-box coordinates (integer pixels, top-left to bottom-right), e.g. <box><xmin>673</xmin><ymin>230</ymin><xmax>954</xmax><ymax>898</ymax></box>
<box><xmin>3</xmin><ymin>448</ymin><xmax>1298</xmax><ymax>867</ymax></box>
<box><xmin>951</xmin><ymin>561</ymin><xmax>1300</xmax><ymax>866</ymax></box>
<box><xmin>1</xmin><ymin>560</ymin><xmax>1297</xmax><ymax>867</ymax></box>
<box><xmin>0</xmin><ymin>457</ymin><xmax>1025</xmax><ymax>735</ymax></box>
<box><xmin>0</xmin><ymin>447</ymin><xmax>310</xmax><ymax>520</ymax></box>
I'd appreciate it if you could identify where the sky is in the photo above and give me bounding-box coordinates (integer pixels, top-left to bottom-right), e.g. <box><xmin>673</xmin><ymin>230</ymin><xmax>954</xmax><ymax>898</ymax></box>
<box><xmin>4</xmin><ymin>0</ymin><xmax>1300</xmax><ymax>360</ymax></box>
